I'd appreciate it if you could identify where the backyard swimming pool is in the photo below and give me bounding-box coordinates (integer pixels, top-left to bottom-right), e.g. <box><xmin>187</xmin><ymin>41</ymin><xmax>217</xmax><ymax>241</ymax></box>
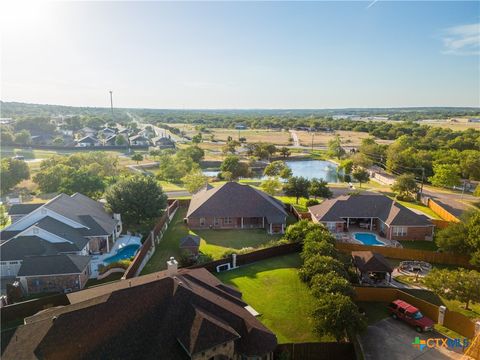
<box><xmin>103</xmin><ymin>244</ymin><xmax>140</xmax><ymax>264</ymax></box>
<box><xmin>354</xmin><ymin>233</ymin><xmax>385</xmax><ymax>246</ymax></box>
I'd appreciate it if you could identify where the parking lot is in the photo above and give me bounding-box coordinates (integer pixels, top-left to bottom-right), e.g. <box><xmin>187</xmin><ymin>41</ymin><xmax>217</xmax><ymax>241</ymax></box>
<box><xmin>359</xmin><ymin>318</ymin><xmax>464</xmax><ymax>360</ymax></box>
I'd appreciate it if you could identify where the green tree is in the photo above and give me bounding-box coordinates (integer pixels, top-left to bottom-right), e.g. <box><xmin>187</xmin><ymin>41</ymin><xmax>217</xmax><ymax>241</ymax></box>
<box><xmin>260</xmin><ymin>178</ymin><xmax>282</xmax><ymax>195</ymax></box>
<box><xmin>283</xmin><ymin>176</ymin><xmax>310</xmax><ymax>204</ymax></box>
<box><xmin>338</xmin><ymin>159</ymin><xmax>353</xmax><ymax>175</ymax></box>
<box><xmin>311</xmin><ymin>293</ymin><xmax>366</xmax><ymax>341</ymax></box>
<box><xmin>192</xmin><ymin>133</ymin><xmax>202</xmax><ymax>144</ymax></box>
<box><xmin>327</xmin><ymin>135</ymin><xmax>345</xmax><ymax>158</ymax></box>
<box><xmin>351</xmin><ymin>152</ymin><xmax>373</xmax><ymax>169</ymax></box>
<box><xmin>459</xmin><ymin>150</ymin><xmax>480</xmax><ymax>180</ymax></box>
<box><xmin>149</xmin><ymin>149</ymin><xmax>162</xmax><ymax>160</ymax></box>
<box><xmin>435</xmin><ymin>211</ymin><xmax>480</xmax><ymax>265</ymax></box>
<box><xmin>391</xmin><ymin>173</ymin><xmax>419</xmax><ymax>199</ymax></box>
<box><xmin>283</xmin><ymin>219</ymin><xmax>322</xmax><ymax>243</ymax></box>
<box><xmin>0</xmin><ymin>130</ymin><xmax>14</xmax><ymax>145</ymax></box>
<box><xmin>279</xmin><ymin>147</ymin><xmax>291</xmax><ymax>158</ymax></box>
<box><xmin>309</xmin><ymin>178</ymin><xmax>332</xmax><ymax>199</ymax></box>
<box><xmin>263</xmin><ymin>161</ymin><xmax>291</xmax><ymax>179</ymax></box>
<box><xmin>299</xmin><ymin>255</ymin><xmax>346</xmax><ymax>285</ymax></box>
<box><xmin>58</xmin><ymin>171</ymin><xmax>105</xmax><ymax>199</ymax></box>
<box><xmin>182</xmin><ymin>170</ymin><xmax>208</xmax><ymax>193</ymax></box>
<box><xmin>116</xmin><ymin>134</ymin><xmax>127</xmax><ymax>146</ymax></box>
<box><xmin>105</xmin><ymin>175</ymin><xmax>168</xmax><ymax>231</ymax></box>
<box><xmin>0</xmin><ymin>158</ymin><xmax>30</xmax><ymax>195</ymax></box>
<box><xmin>177</xmin><ymin>145</ymin><xmax>205</xmax><ymax>163</ymax></box>
<box><xmin>352</xmin><ymin>168</ymin><xmax>370</xmax><ymax>187</ymax></box>
<box><xmin>310</xmin><ymin>272</ymin><xmax>355</xmax><ymax>298</ymax></box>
<box><xmin>222</xmin><ymin>140</ymin><xmax>240</xmax><ymax>154</ymax></box>
<box><xmin>52</xmin><ymin>137</ymin><xmax>64</xmax><ymax>145</ymax></box>
<box><xmin>0</xmin><ymin>204</ymin><xmax>9</xmax><ymax>227</ymax></box>
<box><xmin>220</xmin><ymin>155</ymin><xmax>250</xmax><ymax>179</ymax></box>
<box><xmin>34</xmin><ymin>164</ymin><xmax>75</xmax><ymax>193</ymax></box>
<box><xmin>474</xmin><ymin>185</ymin><xmax>480</xmax><ymax>197</ymax></box>
<box><xmin>14</xmin><ymin>129</ymin><xmax>31</xmax><ymax>145</ymax></box>
<box><xmin>131</xmin><ymin>153</ymin><xmax>144</xmax><ymax>164</ymax></box>
<box><xmin>429</xmin><ymin>164</ymin><xmax>461</xmax><ymax>188</ymax></box>
<box><xmin>425</xmin><ymin>268</ymin><xmax>480</xmax><ymax>310</ymax></box>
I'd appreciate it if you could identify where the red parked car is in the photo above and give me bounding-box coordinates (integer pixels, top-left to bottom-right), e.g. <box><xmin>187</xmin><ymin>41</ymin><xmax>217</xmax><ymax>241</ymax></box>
<box><xmin>387</xmin><ymin>299</ymin><xmax>434</xmax><ymax>332</ymax></box>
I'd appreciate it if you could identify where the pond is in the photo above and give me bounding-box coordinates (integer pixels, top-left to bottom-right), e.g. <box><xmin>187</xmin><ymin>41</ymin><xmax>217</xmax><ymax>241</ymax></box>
<box><xmin>203</xmin><ymin>159</ymin><xmax>341</xmax><ymax>183</ymax></box>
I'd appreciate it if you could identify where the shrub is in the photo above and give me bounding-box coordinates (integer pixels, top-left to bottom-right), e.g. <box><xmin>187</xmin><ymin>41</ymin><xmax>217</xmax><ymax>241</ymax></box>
<box><xmin>283</xmin><ymin>220</ymin><xmax>323</xmax><ymax>243</ymax></box>
<box><xmin>395</xmin><ymin>194</ymin><xmax>416</xmax><ymax>202</ymax></box>
<box><xmin>98</xmin><ymin>259</ymin><xmax>131</xmax><ymax>275</ymax></box>
<box><xmin>299</xmin><ymin>255</ymin><xmax>346</xmax><ymax>285</ymax></box>
<box><xmin>305</xmin><ymin>199</ymin><xmax>320</xmax><ymax>207</ymax></box>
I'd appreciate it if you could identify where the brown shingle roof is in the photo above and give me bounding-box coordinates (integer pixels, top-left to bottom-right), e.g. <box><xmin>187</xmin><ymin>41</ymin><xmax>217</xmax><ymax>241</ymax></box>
<box><xmin>308</xmin><ymin>194</ymin><xmax>432</xmax><ymax>227</ymax></box>
<box><xmin>187</xmin><ymin>182</ymin><xmax>287</xmax><ymax>224</ymax></box>
<box><xmin>352</xmin><ymin>251</ymin><xmax>393</xmax><ymax>273</ymax></box>
<box><xmin>3</xmin><ymin>268</ymin><xmax>276</xmax><ymax>360</ymax></box>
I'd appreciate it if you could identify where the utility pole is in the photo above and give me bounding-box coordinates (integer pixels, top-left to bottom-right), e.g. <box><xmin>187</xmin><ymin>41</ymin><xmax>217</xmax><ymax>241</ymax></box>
<box><xmin>311</xmin><ymin>132</ymin><xmax>314</xmax><ymax>153</ymax></box>
<box><xmin>109</xmin><ymin>90</ymin><xmax>114</xmax><ymax>121</ymax></box>
<box><xmin>419</xmin><ymin>167</ymin><xmax>425</xmax><ymax>199</ymax></box>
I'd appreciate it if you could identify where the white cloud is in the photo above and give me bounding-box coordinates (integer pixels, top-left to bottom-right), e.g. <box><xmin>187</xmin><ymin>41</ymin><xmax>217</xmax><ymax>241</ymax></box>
<box><xmin>442</xmin><ymin>23</ymin><xmax>480</xmax><ymax>55</ymax></box>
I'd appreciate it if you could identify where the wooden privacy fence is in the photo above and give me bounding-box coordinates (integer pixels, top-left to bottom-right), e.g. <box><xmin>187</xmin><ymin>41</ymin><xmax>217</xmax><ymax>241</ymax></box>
<box><xmin>354</xmin><ymin>287</ymin><xmax>475</xmax><ymax>339</ymax></box>
<box><xmin>274</xmin><ymin>342</ymin><xmax>355</xmax><ymax>360</ymax></box>
<box><xmin>189</xmin><ymin>242</ymin><xmax>302</xmax><ymax>272</ymax></box>
<box><xmin>426</xmin><ymin>198</ymin><xmax>460</xmax><ymax>223</ymax></box>
<box><xmin>122</xmin><ymin>200</ymin><xmax>179</xmax><ymax>279</ymax></box>
<box><xmin>335</xmin><ymin>242</ymin><xmax>474</xmax><ymax>268</ymax></box>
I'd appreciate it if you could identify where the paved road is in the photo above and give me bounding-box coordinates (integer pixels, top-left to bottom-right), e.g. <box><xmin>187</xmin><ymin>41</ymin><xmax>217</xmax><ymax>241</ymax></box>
<box><xmin>288</xmin><ymin>130</ymin><xmax>301</xmax><ymax>147</ymax></box>
<box><xmin>360</xmin><ymin>318</ymin><xmax>463</xmax><ymax>360</ymax></box>
<box><xmin>422</xmin><ymin>186</ymin><xmax>477</xmax><ymax>218</ymax></box>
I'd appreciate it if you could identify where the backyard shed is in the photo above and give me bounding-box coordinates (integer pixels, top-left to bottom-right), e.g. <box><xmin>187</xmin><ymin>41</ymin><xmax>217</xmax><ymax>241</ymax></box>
<box><xmin>352</xmin><ymin>251</ymin><xmax>393</xmax><ymax>283</ymax></box>
<box><xmin>179</xmin><ymin>235</ymin><xmax>200</xmax><ymax>257</ymax></box>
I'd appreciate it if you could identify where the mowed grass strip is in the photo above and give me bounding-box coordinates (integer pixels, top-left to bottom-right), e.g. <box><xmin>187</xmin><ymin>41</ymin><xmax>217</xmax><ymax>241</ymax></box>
<box><xmin>217</xmin><ymin>254</ymin><xmax>331</xmax><ymax>343</ymax></box>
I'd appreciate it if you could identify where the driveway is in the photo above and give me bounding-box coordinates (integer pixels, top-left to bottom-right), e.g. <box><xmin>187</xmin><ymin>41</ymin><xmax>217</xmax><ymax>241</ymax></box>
<box><xmin>359</xmin><ymin>318</ymin><xmax>463</xmax><ymax>360</ymax></box>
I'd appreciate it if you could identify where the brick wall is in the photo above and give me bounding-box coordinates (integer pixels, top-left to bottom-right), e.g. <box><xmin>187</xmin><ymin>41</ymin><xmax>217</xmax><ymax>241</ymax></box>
<box><xmin>25</xmin><ymin>273</ymin><xmax>83</xmax><ymax>294</ymax></box>
<box><xmin>390</xmin><ymin>226</ymin><xmax>434</xmax><ymax>241</ymax></box>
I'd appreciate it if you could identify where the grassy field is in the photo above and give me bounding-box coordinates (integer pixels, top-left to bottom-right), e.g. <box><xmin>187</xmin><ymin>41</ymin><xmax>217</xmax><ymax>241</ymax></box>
<box><xmin>141</xmin><ymin>207</ymin><xmax>292</xmax><ymax>274</ymax></box>
<box><xmin>274</xmin><ymin>196</ymin><xmax>322</xmax><ymax>212</ymax></box>
<box><xmin>296</xmin><ymin>130</ymin><xmax>393</xmax><ymax>147</ymax></box>
<box><xmin>217</xmin><ymin>253</ymin><xmax>330</xmax><ymax>343</ymax></box>
<box><xmin>398</xmin><ymin>240</ymin><xmax>438</xmax><ymax>251</ymax></box>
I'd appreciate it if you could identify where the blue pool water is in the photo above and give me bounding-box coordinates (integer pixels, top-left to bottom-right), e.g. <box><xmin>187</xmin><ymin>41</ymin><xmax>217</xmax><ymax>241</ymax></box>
<box><xmin>104</xmin><ymin>244</ymin><xmax>140</xmax><ymax>264</ymax></box>
<box><xmin>354</xmin><ymin>233</ymin><xmax>385</xmax><ymax>246</ymax></box>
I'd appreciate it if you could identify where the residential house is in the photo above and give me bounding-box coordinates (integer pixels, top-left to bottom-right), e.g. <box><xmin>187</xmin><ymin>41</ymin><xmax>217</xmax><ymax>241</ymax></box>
<box><xmin>17</xmin><ymin>254</ymin><xmax>91</xmax><ymax>294</ymax></box>
<box><xmin>0</xmin><ymin>193</ymin><xmax>122</xmax><ymax>293</ymax></box>
<box><xmin>129</xmin><ymin>134</ymin><xmax>150</xmax><ymax>146</ymax></box>
<box><xmin>138</xmin><ymin>127</ymin><xmax>156</xmax><ymax>138</ymax></box>
<box><xmin>186</xmin><ymin>182</ymin><xmax>288</xmax><ymax>234</ymax></box>
<box><xmin>98</xmin><ymin>127</ymin><xmax>117</xmax><ymax>138</ymax></box>
<box><xmin>80</xmin><ymin>127</ymin><xmax>97</xmax><ymax>137</ymax></box>
<box><xmin>8</xmin><ymin>203</ymin><xmax>45</xmax><ymax>224</ymax></box>
<box><xmin>152</xmin><ymin>135</ymin><xmax>175</xmax><ymax>149</ymax></box>
<box><xmin>75</xmin><ymin>135</ymin><xmax>99</xmax><ymax>147</ymax></box>
<box><xmin>104</xmin><ymin>134</ymin><xmax>118</xmax><ymax>146</ymax></box>
<box><xmin>308</xmin><ymin>194</ymin><xmax>434</xmax><ymax>241</ymax></box>
<box><xmin>2</xmin><ymin>262</ymin><xmax>277</xmax><ymax>360</ymax></box>
<box><xmin>30</xmin><ymin>134</ymin><xmax>53</xmax><ymax>145</ymax></box>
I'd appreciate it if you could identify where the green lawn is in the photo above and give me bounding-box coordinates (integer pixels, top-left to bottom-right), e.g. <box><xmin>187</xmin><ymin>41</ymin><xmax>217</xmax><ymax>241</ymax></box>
<box><xmin>158</xmin><ymin>180</ymin><xmax>185</xmax><ymax>192</ymax></box>
<box><xmin>217</xmin><ymin>254</ymin><xmax>331</xmax><ymax>343</ymax></box>
<box><xmin>141</xmin><ymin>207</ymin><xmax>294</xmax><ymax>274</ymax></box>
<box><xmin>274</xmin><ymin>196</ymin><xmax>321</xmax><ymax>212</ymax></box>
<box><xmin>399</xmin><ymin>240</ymin><xmax>438</xmax><ymax>251</ymax></box>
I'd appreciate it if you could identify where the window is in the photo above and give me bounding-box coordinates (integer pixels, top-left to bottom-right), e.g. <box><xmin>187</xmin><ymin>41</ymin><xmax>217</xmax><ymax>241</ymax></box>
<box><xmin>398</xmin><ymin>308</ymin><xmax>405</xmax><ymax>314</ymax></box>
<box><xmin>325</xmin><ymin>222</ymin><xmax>336</xmax><ymax>231</ymax></box>
<box><xmin>393</xmin><ymin>226</ymin><xmax>407</xmax><ymax>236</ymax></box>
<box><xmin>200</xmin><ymin>217</ymin><xmax>206</xmax><ymax>226</ymax></box>
<box><xmin>224</xmin><ymin>217</ymin><xmax>232</xmax><ymax>224</ymax></box>
<box><xmin>214</xmin><ymin>217</ymin><xmax>220</xmax><ymax>226</ymax></box>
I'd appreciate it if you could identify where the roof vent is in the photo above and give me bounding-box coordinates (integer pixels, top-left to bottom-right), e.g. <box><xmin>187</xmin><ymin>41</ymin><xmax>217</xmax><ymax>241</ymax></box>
<box><xmin>52</xmin><ymin>316</ymin><xmax>57</xmax><ymax>322</ymax></box>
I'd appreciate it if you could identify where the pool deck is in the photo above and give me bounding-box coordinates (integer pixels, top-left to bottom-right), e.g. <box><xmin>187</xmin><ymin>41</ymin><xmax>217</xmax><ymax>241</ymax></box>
<box><xmin>335</xmin><ymin>230</ymin><xmax>401</xmax><ymax>248</ymax></box>
<box><xmin>90</xmin><ymin>234</ymin><xmax>142</xmax><ymax>278</ymax></box>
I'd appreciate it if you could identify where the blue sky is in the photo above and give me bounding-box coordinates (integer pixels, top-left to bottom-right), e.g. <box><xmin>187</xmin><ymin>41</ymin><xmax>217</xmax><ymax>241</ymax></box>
<box><xmin>1</xmin><ymin>1</ymin><xmax>479</xmax><ymax>108</ymax></box>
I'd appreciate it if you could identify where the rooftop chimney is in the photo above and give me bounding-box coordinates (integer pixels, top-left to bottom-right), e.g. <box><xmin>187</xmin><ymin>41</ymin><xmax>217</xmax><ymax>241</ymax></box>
<box><xmin>167</xmin><ymin>257</ymin><xmax>178</xmax><ymax>277</ymax></box>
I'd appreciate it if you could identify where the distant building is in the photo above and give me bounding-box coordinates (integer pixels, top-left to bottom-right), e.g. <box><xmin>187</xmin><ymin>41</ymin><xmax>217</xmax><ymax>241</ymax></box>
<box><xmin>129</xmin><ymin>134</ymin><xmax>150</xmax><ymax>146</ymax></box>
<box><xmin>75</xmin><ymin>135</ymin><xmax>99</xmax><ymax>147</ymax></box>
<box><xmin>235</xmin><ymin>124</ymin><xmax>247</xmax><ymax>130</ymax></box>
<box><xmin>468</xmin><ymin>118</ymin><xmax>480</xmax><ymax>123</ymax></box>
<box><xmin>152</xmin><ymin>136</ymin><xmax>175</xmax><ymax>149</ymax></box>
